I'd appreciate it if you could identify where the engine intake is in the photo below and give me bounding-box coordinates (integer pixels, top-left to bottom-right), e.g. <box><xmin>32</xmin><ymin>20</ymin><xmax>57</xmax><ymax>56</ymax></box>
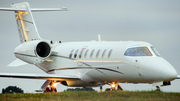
<box><xmin>36</xmin><ymin>42</ymin><xmax>51</xmax><ymax>57</ymax></box>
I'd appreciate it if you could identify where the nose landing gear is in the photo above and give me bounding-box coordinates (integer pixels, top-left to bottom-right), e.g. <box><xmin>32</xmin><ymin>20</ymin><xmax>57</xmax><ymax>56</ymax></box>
<box><xmin>156</xmin><ymin>86</ymin><xmax>161</xmax><ymax>91</ymax></box>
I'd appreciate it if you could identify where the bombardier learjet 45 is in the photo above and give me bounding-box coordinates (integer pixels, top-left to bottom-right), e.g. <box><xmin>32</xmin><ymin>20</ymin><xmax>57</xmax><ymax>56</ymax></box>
<box><xmin>0</xmin><ymin>2</ymin><xmax>179</xmax><ymax>92</ymax></box>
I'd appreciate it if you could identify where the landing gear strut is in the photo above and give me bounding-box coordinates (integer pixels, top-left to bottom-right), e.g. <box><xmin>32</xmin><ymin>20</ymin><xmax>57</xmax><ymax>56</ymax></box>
<box><xmin>156</xmin><ymin>86</ymin><xmax>161</xmax><ymax>91</ymax></box>
<box><xmin>44</xmin><ymin>81</ymin><xmax>58</xmax><ymax>93</ymax></box>
<box><xmin>105</xmin><ymin>82</ymin><xmax>123</xmax><ymax>91</ymax></box>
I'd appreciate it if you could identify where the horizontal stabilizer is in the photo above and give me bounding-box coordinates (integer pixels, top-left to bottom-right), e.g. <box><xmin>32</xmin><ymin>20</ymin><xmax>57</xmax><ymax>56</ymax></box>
<box><xmin>8</xmin><ymin>59</ymin><xmax>28</xmax><ymax>67</ymax></box>
<box><xmin>0</xmin><ymin>8</ymin><xmax>68</xmax><ymax>12</ymax></box>
<box><xmin>0</xmin><ymin>73</ymin><xmax>80</xmax><ymax>80</ymax></box>
<box><xmin>31</xmin><ymin>8</ymin><xmax>68</xmax><ymax>12</ymax></box>
<box><xmin>0</xmin><ymin>8</ymin><xmax>26</xmax><ymax>11</ymax></box>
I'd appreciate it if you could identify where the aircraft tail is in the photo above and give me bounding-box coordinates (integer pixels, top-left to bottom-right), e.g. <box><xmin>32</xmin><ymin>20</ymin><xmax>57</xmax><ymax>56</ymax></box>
<box><xmin>0</xmin><ymin>2</ymin><xmax>67</xmax><ymax>43</ymax></box>
<box><xmin>12</xmin><ymin>2</ymin><xmax>41</xmax><ymax>43</ymax></box>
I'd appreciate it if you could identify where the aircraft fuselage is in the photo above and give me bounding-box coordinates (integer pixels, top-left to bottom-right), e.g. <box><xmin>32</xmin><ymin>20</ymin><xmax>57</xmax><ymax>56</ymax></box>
<box><xmin>26</xmin><ymin>41</ymin><xmax>177</xmax><ymax>87</ymax></box>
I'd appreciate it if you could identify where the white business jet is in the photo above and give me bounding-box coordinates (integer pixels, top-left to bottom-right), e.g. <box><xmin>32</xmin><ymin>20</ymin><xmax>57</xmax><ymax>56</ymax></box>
<box><xmin>0</xmin><ymin>2</ymin><xmax>179</xmax><ymax>92</ymax></box>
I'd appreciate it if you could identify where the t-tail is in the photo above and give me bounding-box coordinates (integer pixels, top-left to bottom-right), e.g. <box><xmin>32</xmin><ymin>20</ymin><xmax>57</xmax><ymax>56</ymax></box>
<box><xmin>0</xmin><ymin>2</ymin><xmax>67</xmax><ymax>67</ymax></box>
<box><xmin>0</xmin><ymin>2</ymin><xmax>67</xmax><ymax>43</ymax></box>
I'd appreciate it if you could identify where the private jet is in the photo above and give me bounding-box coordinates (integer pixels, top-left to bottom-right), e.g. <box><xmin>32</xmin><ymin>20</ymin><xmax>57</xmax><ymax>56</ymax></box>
<box><xmin>0</xmin><ymin>2</ymin><xmax>179</xmax><ymax>92</ymax></box>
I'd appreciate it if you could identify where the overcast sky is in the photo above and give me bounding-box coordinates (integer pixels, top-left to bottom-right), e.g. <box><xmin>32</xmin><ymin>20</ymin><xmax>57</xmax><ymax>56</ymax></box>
<box><xmin>0</xmin><ymin>0</ymin><xmax>180</xmax><ymax>93</ymax></box>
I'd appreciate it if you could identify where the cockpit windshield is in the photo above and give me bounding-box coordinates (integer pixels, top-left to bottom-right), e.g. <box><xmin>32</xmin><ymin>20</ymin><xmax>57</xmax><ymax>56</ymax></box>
<box><xmin>124</xmin><ymin>47</ymin><xmax>152</xmax><ymax>56</ymax></box>
<box><xmin>151</xmin><ymin>46</ymin><xmax>161</xmax><ymax>57</ymax></box>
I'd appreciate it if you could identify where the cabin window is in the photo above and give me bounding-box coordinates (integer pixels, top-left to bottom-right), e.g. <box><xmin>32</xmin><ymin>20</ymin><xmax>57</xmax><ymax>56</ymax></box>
<box><xmin>69</xmin><ymin>49</ymin><xmax>74</xmax><ymax>58</ymax></box>
<box><xmin>96</xmin><ymin>49</ymin><xmax>101</xmax><ymax>58</ymax></box>
<box><xmin>74</xmin><ymin>49</ymin><xmax>79</xmax><ymax>58</ymax></box>
<box><xmin>90</xmin><ymin>49</ymin><xmax>95</xmax><ymax>58</ymax></box>
<box><xmin>79</xmin><ymin>49</ymin><xmax>84</xmax><ymax>59</ymax></box>
<box><xmin>108</xmin><ymin>49</ymin><xmax>113</xmax><ymax>58</ymax></box>
<box><xmin>84</xmin><ymin>49</ymin><xmax>89</xmax><ymax>58</ymax></box>
<box><xmin>102</xmin><ymin>49</ymin><xmax>107</xmax><ymax>58</ymax></box>
<box><xmin>124</xmin><ymin>47</ymin><xmax>152</xmax><ymax>56</ymax></box>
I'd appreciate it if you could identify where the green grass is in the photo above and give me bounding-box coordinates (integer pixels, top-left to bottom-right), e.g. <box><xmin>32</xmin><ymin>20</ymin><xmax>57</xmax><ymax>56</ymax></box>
<box><xmin>0</xmin><ymin>91</ymin><xmax>180</xmax><ymax>101</ymax></box>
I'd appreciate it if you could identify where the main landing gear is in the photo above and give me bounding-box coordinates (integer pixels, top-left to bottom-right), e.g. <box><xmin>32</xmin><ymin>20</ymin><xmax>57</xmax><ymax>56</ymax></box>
<box><xmin>44</xmin><ymin>81</ymin><xmax>58</xmax><ymax>93</ymax></box>
<box><xmin>105</xmin><ymin>82</ymin><xmax>123</xmax><ymax>91</ymax></box>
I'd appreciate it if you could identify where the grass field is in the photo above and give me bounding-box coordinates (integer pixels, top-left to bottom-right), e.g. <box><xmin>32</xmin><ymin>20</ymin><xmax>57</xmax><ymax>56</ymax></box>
<box><xmin>0</xmin><ymin>91</ymin><xmax>180</xmax><ymax>101</ymax></box>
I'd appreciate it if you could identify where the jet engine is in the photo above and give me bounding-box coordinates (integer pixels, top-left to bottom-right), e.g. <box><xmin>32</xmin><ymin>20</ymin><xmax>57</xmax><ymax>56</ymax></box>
<box><xmin>14</xmin><ymin>40</ymin><xmax>51</xmax><ymax>64</ymax></box>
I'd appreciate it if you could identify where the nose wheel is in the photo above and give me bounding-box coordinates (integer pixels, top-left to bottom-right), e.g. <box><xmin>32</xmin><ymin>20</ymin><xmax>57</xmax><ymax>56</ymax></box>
<box><xmin>156</xmin><ymin>86</ymin><xmax>161</xmax><ymax>91</ymax></box>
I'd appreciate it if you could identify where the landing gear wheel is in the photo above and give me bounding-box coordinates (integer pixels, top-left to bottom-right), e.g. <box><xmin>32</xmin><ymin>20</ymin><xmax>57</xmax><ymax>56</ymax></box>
<box><xmin>44</xmin><ymin>81</ymin><xmax>58</xmax><ymax>93</ymax></box>
<box><xmin>156</xmin><ymin>86</ymin><xmax>161</xmax><ymax>91</ymax></box>
<box><xmin>44</xmin><ymin>87</ymin><xmax>57</xmax><ymax>92</ymax></box>
<box><xmin>53</xmin><ymin>88</ymin><xmax>57</xmax><ymax>92</ymax></box>
<box><xmin>105</xmin><ymin>88</ymin><xmax>111</xmax><ymax>91</ymax></box>
<box><xmin>108</xmin><ymin>82</ymin><xmax>123</xmax><ymax>91</ymax></box>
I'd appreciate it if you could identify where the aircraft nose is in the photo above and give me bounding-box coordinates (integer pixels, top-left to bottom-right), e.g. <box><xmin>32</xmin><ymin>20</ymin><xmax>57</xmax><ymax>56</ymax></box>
<box><xmin>161</xmin><ymin>65</ymin><xmax>177</xmax><ymax>81</ymax></box>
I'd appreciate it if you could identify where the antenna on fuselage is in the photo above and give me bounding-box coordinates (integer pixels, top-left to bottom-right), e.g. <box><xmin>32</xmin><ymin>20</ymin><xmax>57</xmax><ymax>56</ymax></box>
<box><xmin>98</xmin><ymin>34</ymin><xmax>101</xmax><ymax>41</ymax></box>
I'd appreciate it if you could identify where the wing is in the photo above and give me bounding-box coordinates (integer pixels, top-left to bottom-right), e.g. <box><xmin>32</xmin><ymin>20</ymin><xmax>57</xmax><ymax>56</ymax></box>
<box><xmin>8</xmin><ymin>59</ymin><xmax>28</xmax><ymax>67</ymax></box>
<box><xmin>0</xmin><ymin>73</ymin><xmax>80</xmax><ymax>80</ymax></box>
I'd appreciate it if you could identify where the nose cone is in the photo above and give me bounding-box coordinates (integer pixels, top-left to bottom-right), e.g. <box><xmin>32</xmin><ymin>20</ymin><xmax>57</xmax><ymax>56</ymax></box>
<box><xmin>161</xmin><ymin>64</ymin><xmax>177</xmax><ymax>81</ymax></box>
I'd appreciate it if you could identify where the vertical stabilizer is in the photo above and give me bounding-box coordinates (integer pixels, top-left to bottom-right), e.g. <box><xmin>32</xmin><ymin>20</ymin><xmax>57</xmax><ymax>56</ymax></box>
<box><xmin>11</xmin><ymin>2</ymin><xmax>41</xmax><ymax>43</ymax></box>
<box><xmin>0</xmin><ymin>2</ymin><xmax>68</xmax><ymax>43</ymax></box>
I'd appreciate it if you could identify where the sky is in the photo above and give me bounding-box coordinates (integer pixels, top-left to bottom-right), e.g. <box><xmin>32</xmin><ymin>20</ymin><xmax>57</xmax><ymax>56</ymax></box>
<box><xmin>0</xmin><ymin>0</ymin><xmax>180</xmax><ymax>93</ymax></box>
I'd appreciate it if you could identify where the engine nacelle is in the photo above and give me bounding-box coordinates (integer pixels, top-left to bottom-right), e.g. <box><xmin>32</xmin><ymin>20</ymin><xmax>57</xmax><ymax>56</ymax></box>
<box><xmin>14</xmin><ymin>40</ymin><xmax>51</xmax><ymax>64</ymax></box>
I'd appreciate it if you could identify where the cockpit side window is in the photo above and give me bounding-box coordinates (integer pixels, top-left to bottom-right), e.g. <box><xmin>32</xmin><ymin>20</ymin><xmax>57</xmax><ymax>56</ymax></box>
<box><xmin>151</xmin><ymin>46</ymin><xmax>161</xmax><ymax>57</ymax></box>
<box><xmin>124</xmin><ymin>47</ymin><xmax>152</xmax><ymax>56</ymax></box>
